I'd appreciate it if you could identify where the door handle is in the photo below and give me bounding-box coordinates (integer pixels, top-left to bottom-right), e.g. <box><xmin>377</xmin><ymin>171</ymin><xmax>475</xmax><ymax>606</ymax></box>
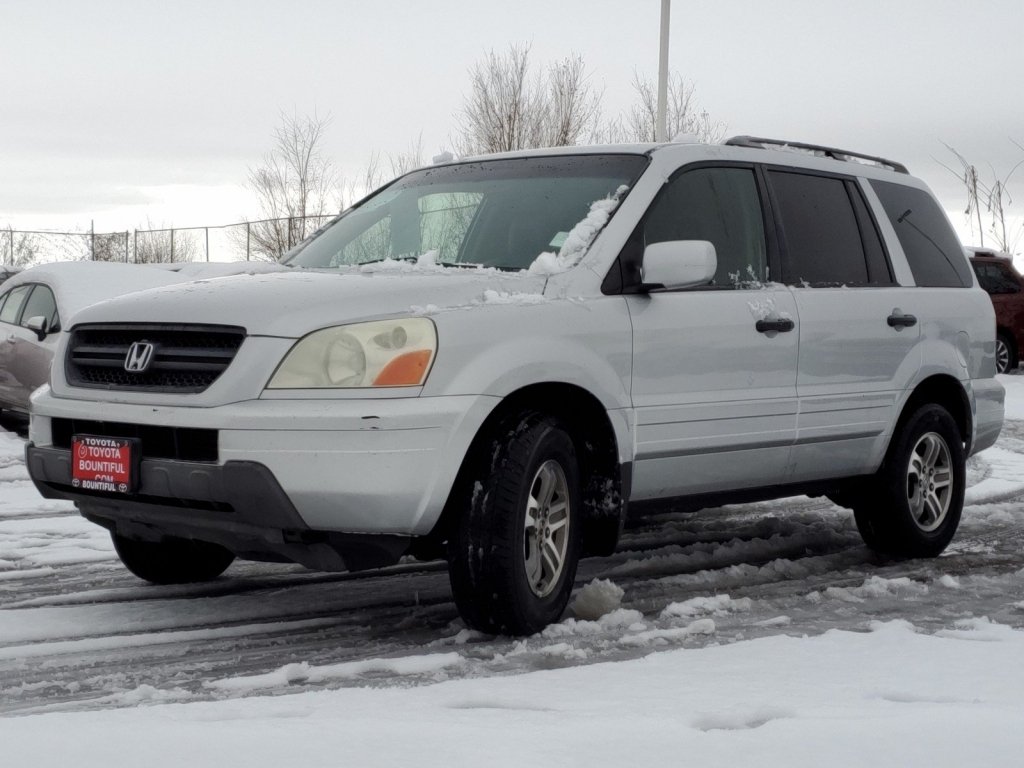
<box><xmin>755</xmin><ymin>318</ymin><xmax>795</xmax><ymax>334</ymax></box>
<box><xmin>887</xmin><ymin>312</ymin><xmax>917</xmax><ymax>329</ymax></box>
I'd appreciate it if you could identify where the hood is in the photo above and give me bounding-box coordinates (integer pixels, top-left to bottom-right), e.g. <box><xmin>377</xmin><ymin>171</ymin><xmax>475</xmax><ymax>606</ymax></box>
<box><xmin>67</xmin><ymin>266</ymin><xmax>548</xmax><ymax>337</ymax></box>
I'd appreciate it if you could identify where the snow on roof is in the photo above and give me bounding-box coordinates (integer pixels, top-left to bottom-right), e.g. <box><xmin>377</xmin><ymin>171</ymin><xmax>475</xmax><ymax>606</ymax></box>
<box><xmin>3</xmin><ymin>261</ymin><xmax>217</xmax><ymax>319</ymax></box>
<box><xmin>965</xmin><ymin>246</ymin><xmax>1013</xmax><ymax>260</ymax></box>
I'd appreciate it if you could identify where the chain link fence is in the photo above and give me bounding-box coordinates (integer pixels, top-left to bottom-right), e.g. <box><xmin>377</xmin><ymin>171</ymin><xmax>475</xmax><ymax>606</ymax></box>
<box><xmin>2</xmin><ymin>215</ymin><xmax>336</xmax><ymax>268</ymax></box>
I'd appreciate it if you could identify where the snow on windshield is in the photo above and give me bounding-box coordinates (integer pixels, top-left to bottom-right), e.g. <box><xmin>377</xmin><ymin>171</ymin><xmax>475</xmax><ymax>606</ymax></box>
<box><xmin>528</xmin><ymin>185</ymin><xmax>630</xmax><ymax>276</ymax></box>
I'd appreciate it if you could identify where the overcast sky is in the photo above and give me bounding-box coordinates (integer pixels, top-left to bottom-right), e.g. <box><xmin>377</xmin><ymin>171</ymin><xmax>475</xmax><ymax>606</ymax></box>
<box><xmin>2</xmin><ymin>0</ymin><xmax>1022</xmax><ymax>246</ymax></box>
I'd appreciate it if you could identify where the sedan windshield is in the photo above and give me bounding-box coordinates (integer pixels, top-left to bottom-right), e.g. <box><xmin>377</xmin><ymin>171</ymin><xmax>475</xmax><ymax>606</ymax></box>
<box><xmin>284</xmin><ymin>154</ymin><xmax>649</xmax><ymax>271</ymax></box>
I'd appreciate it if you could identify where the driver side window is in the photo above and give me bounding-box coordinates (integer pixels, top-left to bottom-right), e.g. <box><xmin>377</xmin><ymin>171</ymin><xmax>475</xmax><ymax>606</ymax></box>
<box><xmin>643</xmin><ymin>167</ymin><xmax>768</xmax><ymax>287</ymax></box>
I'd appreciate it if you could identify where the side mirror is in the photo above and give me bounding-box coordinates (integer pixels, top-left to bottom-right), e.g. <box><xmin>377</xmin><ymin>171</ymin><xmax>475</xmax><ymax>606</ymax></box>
<box><xmin>25</xmin><ymin>315</ymin><xmax>49</xmax><ymax>341</ymax></box>
<box><xmin>641</xmin><ymin>240</ymin><xmax>717</xmax><ymax>291</ymax></box>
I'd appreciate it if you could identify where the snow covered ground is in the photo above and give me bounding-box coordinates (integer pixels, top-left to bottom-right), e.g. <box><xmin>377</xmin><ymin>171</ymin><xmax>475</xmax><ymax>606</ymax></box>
<box><xmin>2</xmin><ymin>379</ymin><xmax>1024</xmax><ymax>765</ymax></box>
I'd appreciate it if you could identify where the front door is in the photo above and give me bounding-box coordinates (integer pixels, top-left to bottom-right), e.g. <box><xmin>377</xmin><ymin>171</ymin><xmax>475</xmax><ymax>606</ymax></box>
<box><xmin>626</xmin><ymin>165</ymin><xmax>799</xmax><ymax>499</ymax></box>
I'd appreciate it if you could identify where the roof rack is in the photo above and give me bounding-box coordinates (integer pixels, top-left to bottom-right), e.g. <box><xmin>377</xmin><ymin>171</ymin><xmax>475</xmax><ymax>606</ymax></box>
<box><xmin>723</xmin><ymin>135</ymin><xmax>909</xmax><ymax>175</ymax></box>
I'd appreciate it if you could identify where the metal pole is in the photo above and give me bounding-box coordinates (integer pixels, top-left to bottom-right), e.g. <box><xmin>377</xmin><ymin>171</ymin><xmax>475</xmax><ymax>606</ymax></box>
<box><xmin>287</xmin><ymin>217</ymin><xmax>292</xmax><ymax>249</ymax></box>
<box><xmin>656</xmin><ymin>0</ymin><xmax>671</xmax><ymax>142</ymax></box>
<box><xmin>133</xmin><ymin>229</ymin><xmax>138</xmax><ymax>263</ymax></box>
<box><xmin>90</xmin><ymin>220</ymin><xmax>95</xmax><ymax>260</ymax></box>
<box><xmin>205</xmin><ymin>227</ymin><xmax>209</xmax><ymax>261</ymax></box>
<box><xmin>124</xmin><ymin>231</ymin><xmax>129</xmax><ymax>262</ymax></box>
<box><xmin>8</xmin><ymin>227</ymin><xmax>13</xmax><ymax>265</ymax></box>
<box><xmin>170</xmin><ymin>228</ymin><xmax>175</xmax><ymax>262</ymax></box>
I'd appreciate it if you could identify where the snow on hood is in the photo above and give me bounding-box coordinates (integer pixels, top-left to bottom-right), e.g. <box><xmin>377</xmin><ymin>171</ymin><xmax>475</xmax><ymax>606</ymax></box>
<box><xmin>67</xmin><ymin>267</ymin><xmax>549</xmax><ymax>338</ymax></box>
<box><xmin>147</xmin><ymin>261</ymin><xmax>290</xmax><ymax>279</ymax></box>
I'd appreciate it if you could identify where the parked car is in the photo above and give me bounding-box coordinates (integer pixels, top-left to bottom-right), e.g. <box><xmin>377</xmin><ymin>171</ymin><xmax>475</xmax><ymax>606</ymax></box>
<box><xmin>0</xmin><ymin>261</ymin><xmax>289</xmax><ymax>417</ymax></box>
<box><xmin>25</xmin><ymin>136</ymin><xmax>1004</xmax><ymax>635</ymax></box>
<box><xmin>968</xmin><ymin>247</ymin><xmax>1024</xmax><ymax>373</ymax></box>
<box><xmin>0</xmin><ymin>262</ymin><xmax>200</xmax><ymax>416</ymax></box>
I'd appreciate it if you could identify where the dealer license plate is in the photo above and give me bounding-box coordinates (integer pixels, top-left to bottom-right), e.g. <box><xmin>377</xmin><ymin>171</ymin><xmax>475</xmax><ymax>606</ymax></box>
<box><xmin>71</xmin><ymin>435</ymin><xmax>139</xmax><ymax>494</ymax></box>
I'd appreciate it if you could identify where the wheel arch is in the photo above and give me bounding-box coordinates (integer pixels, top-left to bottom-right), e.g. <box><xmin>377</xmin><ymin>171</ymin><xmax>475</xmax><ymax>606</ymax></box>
<box><xmin>895</xmin><ymin>374</ymin><xmax>971</xmax><ymax>448</ymax></box>
<box><xmin>427</xmin><ymin>382</ymin><xmax>627</xmax><ymax>559</ymax></box>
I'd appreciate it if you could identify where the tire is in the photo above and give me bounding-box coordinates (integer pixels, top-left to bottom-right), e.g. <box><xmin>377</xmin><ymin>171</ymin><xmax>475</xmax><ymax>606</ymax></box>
<box><xmin>996</xmin><ymin>331</ymin><xmax>1017</xmax><ymax>374</ymax></box>
<box><xmin>447</xmin><ymin>413</ymin><xmax>582</xmax><ymax>635</ymax></box>
<box><xmin>853</xmin><ymin>404</ymin><xmax>965</xmax><ymax>558</ymax></box>
<box><xmin>112</xmin><ymin>534</ymin><xmax>235</xmax><ymax>584</ymax></box>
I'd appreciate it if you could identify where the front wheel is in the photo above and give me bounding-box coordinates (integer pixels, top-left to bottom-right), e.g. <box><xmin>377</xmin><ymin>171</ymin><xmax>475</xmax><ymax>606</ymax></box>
<box><xmin>112</xmin><ymin>534</ymin><xmax>235</xmax><ymax>584</ymax></box>
<box><xmin>853</xmin><ymin>404</ymin><xmax>965</xmax><ymax>558</ymax></box>
<box><xmin>447</xmin><ymin>414</ymin><xmax>582</xmax><ymax>635</ymax></box>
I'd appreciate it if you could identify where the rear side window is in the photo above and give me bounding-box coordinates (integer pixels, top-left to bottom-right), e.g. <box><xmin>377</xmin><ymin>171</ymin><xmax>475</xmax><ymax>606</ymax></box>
<box><xmin>768</xmin><ymin>171</ymin><xmax>890</xmax><ymax>286</ymax></box>
<box><xmin>870</xmin><ymin>180</ymin><xmax>971</xmax><ymax>287</ymax></box>
<box><xmin>643</xmin><ymin>167</ymin><xmax>767</xmax><ymax>286</ymax></box>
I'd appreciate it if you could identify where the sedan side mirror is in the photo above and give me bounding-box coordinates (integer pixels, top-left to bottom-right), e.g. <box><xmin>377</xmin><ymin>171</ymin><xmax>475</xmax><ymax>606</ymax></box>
<box><xmin>25</xmin><ymin>315</ymin><xmax>50</xmax><ymax>341</ymax></box>
<box><xmin>640</xmin><ymin>240</ymin><xmax>717</xmax><ymax>291</ymax></box>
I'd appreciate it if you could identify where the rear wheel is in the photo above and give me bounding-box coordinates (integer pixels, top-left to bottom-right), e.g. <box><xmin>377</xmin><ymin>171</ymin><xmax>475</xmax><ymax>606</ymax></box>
<box><xmin>112</xmin><ymin>534</ymin><xmax>235</xmax><ymax>584</ymax></box>
<box><xmin>447</xmin><ymin>413</ymin><xmax>582</xmax><ymax>635</ymax></box>
<box><xmin>853</xmin><ymin>404</ymin><xmax>965</xmax><ymax>558</ymax></box>
<box><xmin>996</xmin><ymin>331</ymin><xmax>1017</xmax><ymax>374</ymax></box>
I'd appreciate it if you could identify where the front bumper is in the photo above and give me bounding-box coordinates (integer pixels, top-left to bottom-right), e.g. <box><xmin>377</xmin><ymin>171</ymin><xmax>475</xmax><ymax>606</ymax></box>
<box><xmin>26</xmin><ymin>448</ymin><xmax>411</xmax><ymax>570</ymax></box>
<box><xmin>27</xmin><ymin>389</ymin><xmax>499</xmax><ymax>540</ymax></box>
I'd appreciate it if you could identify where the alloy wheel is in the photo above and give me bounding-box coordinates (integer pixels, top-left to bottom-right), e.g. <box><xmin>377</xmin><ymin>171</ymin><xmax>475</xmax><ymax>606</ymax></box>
<box><xmin>906</xmin><ymin>431</ymin><xmax>953</xmax><ymax>532</ymax></box>
<box><xmin>524</xmin><ymin>459</ymin><xmax>571</xmax><ymax>598</ymax></box>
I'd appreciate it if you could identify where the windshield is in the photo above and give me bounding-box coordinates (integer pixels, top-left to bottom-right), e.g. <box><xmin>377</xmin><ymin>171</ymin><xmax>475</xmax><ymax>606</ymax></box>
<box><xmin>284</xmin><ymin>154</ymin><xmax>649</xmax><ymax>271</ymax></box>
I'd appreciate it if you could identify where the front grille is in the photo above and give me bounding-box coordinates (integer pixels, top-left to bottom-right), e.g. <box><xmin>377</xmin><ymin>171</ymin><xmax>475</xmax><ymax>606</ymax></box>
<box><xmin>51</xmin><ymin>418</ymin><xmax>218</xmax><ymax>462</ymax></box>
<box><xmin>66</xmin><ymin>323</ymin><xmax>246</xmax><ymax>393</ymax></box>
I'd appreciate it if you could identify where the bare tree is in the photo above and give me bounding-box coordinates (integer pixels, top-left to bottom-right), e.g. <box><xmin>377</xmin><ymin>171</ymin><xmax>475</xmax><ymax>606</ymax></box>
<box><xmin>2</xmin><ymin>228</ymin><xmax>42</xmax><ymax>267</ymax></box>
<box><xmin>133</xmin><ymin>222</ymin><xmax>200</xmax><ymax>264</ymax></box>
<box><xmin>91</xmin><ymin>232</ymin><xmax>129</xmax><ymax>263</ymax></box>
<box><xmin>940</xmin><ymin>142</ymin><xmax>1024</xmax><ymax>254</ymax></box>
<box><xmin>240</xmin><ymin>111</ymin><xmax>339</xmax><ymax>261</ymax></box>
<box><xmin>546</xmin><ymin>55</ymin><xmax>601</xmax><ymax>147</ymax></box>
<box><xmin>456</xmin><ymin>44</ymin><xmax>600</xmax><ymax>155</ymax></box>
<box><xmin>596</xmin><ymin>72</ymin><xmax>725</xmax><ymax>144</ymax></box>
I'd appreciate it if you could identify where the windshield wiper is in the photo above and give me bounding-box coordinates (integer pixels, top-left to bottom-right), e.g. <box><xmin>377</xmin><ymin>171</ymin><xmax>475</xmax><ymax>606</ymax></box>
<box><xmin>356</xmin><ymin>256</ymin><xmax>505</xmax><ymax>270</ymax></box>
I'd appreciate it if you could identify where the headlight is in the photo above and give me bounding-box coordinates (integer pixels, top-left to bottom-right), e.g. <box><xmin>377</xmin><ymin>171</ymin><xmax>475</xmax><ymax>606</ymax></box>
<box><xmin>266</xmin><ymin>318</ymin><xmax>437</xmax><ymax>389</ymax></box>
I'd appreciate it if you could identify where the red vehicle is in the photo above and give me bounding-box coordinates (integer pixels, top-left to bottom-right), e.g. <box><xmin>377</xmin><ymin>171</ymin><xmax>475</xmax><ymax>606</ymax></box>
<box><xmin>969</xmin><ymin>247</ymin><xmax>1024</xmax><ymax>373</ymax></box>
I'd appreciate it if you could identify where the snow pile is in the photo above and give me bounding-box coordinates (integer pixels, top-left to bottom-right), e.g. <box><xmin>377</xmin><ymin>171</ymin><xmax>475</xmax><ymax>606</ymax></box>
<box><xmin>542</xmin><ymin>608</ymin><xmax>646</xmax><ymax>638</ymax></box>
<box><xmin>10</xmin><ymin>621</ymin><xmax>1024</xmax><ymax>766</ymax></box>
<box><xmin>617</xmin><ymin>619</ymin><xmax>717</xmax><ymax>647</ymax></box>
<box><xmin>528</xmin><ymin>185</ymin><xmax>629</xmax><ymax>276</ymax></box>
<box><xmin>207</xmin><ymin>652</ymin><xmax>465</xmax><ymax>693</ymax></box>
<box><xmin>660</xmin><ymin>594</ymin><xmax>753</xmax><ymax>619</ymax></box>
<box><xmin>570</xmin><ymin>578</ymin><xmax>624</xmax><ymax>620</ymax></box>
<box><xmin>815</xmin><ymin>575</ymin><xmax>929</xmax><ymax>603</ymax></box>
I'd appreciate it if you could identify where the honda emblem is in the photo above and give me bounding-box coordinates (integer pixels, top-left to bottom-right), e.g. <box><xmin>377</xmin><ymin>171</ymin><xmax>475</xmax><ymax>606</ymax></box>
<box><xmin>124</xmin><ymin>341</ymin><xmax>156</xmax><ymax>373</ymax></box>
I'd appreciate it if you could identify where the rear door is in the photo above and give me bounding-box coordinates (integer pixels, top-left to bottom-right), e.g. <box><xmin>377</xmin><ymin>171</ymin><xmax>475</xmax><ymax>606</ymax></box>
<box><xmin>763</xmin><ymin>169</ymin><xmax>920</xmax><ymax>482</ymax></box>
<box><xmin>626</xmin><ymin>165</ymin><xmax>799</xmax><ymax>499</ymax></box>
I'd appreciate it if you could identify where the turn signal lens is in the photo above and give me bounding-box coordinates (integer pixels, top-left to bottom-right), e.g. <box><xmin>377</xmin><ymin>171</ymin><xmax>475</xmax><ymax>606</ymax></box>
<box><xmin>373</xmin><ymin>349</ymin><xmax>433</xmax><ymax>386</ymax></box>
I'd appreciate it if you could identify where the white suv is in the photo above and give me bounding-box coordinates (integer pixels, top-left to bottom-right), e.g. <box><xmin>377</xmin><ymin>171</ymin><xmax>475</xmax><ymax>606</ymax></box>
<box><xmin>26</xmin><ymin>136</ymin><xmax>1005</xmax><ymax>634</ymax></box>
